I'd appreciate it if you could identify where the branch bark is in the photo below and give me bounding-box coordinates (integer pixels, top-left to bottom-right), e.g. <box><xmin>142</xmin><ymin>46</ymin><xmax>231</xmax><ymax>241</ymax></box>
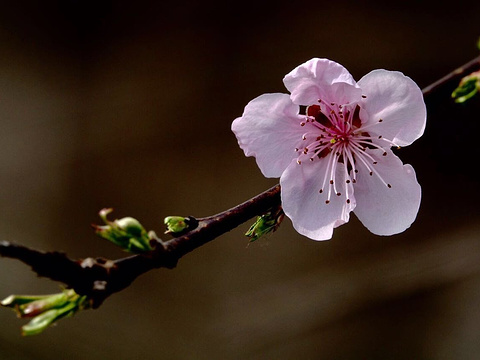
<box><xmin>1</xmin><ymin>54</ymin><xmax>479</xmax><ymax>307</ymax></box>
<box><xmin>1</xmin><ymin>185</ymin><xmax>280</xmax><ymax>307</ymax></box>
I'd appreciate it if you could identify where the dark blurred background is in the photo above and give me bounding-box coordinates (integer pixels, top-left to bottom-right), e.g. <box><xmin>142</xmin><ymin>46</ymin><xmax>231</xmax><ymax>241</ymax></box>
<box><xmin>1</xmin><ymin>1</ymin><xmax>480</xmax><ymax>359</ymax></box>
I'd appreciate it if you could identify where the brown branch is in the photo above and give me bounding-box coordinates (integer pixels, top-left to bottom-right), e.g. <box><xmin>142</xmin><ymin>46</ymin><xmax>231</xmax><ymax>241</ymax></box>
<box><xmin>421</xmin><ymin>54</ymin><xmax>480</xmax><ymax>97</ymax></box>
<box><xmin>1</xmin><ymin>185</ymin><xmax>280</xmax><ymax>307</ymax></box>
<box><xmin>1</xmin><ymin>54</ymin><xmax>480</xmax><ymax>307</ymax></box>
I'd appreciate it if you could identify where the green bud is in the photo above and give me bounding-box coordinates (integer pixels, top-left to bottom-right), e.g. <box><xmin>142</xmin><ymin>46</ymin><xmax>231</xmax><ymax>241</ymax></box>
<box><xmin>452</xmin><ymin>70</ymin><xmax>480</xmax><ymax>103</ymax></box>
<box><xmin>245</xmin><ymin>208</ymin><xmax>284</xmax><ymax>243</ymax></box>
<box><xmin>92</xmin><ymin>208</ymin><xmax>153</xmax><ymax>253</ymax></box>
<box><xmin>1</xmin><ymin>294</ymin><xmax>54</xmax><ymax>308</ymax></box>
<box><xmin>115</xmin><ymin>217</ymin><xmax>144</xmax><ymax>236</ymax></box>
<box><xmin>164</xmin><ymin>216</ymin><xmax>189</xmax><ymax>234</ymax></box>
<box><xmin>1</xmin><ymin>289</ymin><xmax>90</xmax><ymax>336</ymax></box>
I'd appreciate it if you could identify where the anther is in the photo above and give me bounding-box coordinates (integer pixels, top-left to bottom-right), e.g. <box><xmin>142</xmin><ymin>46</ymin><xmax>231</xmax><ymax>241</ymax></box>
<box><xmin>373</xmin><ymin>161</ymin><xmax>378</xmax><ymax>165</ymax></box>
<box><xmin>346</xmin><ymin>199</ymin><xmax>351</xmax><ymax>204</ymax></box>
<box><xmin>336</xmin><ymin>192</ymin><xmax>341</xmax><ymax>196</ymax></box>
<box><xmin>319</xmin><ymin>189</ymin><xmax>323</xmax><ymax>193</ymax></box>
<box><xmin>387</xmin><ymin>184</ymin><xmax>392</xmax><ymax>188</ymax></box>
<box><xmin>362</xmin><ymin>95</ymin><xmax>367</xmax><ymax>98</ymax></box>
<box><xmin>346</xmin><ymin>180</ymin><xmax>351</xmax><ymax>183</ymax></box>
<box><xmin>369</xmin><ymin>171</ymin><xmax>373</xmax><ymax>176</ymax></box>
<box><xmin>378</xmin><ymin>135</ymin><xmax>382</xmax><ymax>139</ymax></box>
<box><xmin>379</xmin><ymin>119</ymin><xmax>383</xmax><ymax>122</ymax></box>
<box><xmin>325</xmin><ymin>200</ymin><xmax>330</xmax><ymax>204</ymax></box>
<box><xmin>297</xmin><ymin>160</ymin><xmax>302</xmax><ymax>165</ymax></box>
<box><xmin>300</xmin><ymin>122</ymin><xmax>305</xmax><ymax>126</ymax></box>
<box><xmin>329</xmin><ymin>180</ymin><xmax>334</xmax><ymax>185</ymax></box>
<box><xmin>309</xmin><ymin>158</ymin><xmax>314</xmax><ymax>161</ymax></box>
<box><xmin>383</xmin><ymin>152</ymin><xmax>387</xmax><ymax>156</ymax></box>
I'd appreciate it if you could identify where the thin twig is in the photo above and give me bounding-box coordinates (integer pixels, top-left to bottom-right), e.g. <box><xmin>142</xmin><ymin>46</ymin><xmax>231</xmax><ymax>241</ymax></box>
<box><xmin>1</xmin><ymin>54</ymin><xmax>480</xmax><ymax>307</ymax></box>
<box><xmin>421</xmin><ymin>54</ymin><xmax>480</xmax><ymax>96</ymax></box>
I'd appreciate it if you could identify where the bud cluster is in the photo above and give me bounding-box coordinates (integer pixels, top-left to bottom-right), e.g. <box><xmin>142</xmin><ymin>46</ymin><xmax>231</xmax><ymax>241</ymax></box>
<box><xmin>92</xmin><ymin>208</ymin><xmax>154</xmax><ymax>253</ymax></box>
<box><xmin>1</xmin><ymin>289</ymin><xmax>89</xmax><ymax>336</ymax></box>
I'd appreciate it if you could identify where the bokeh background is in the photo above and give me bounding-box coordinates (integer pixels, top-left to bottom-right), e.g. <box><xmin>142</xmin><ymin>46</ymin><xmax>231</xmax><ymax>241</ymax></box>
<box><xmin>0</xmin><ymin>1</ymin><xmax>480</xmax><ymax>359</ymax></box>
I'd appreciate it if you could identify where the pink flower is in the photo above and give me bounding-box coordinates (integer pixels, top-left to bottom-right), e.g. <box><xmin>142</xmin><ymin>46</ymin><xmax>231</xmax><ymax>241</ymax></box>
<box><xmin>232</xmin><ymin>58</ymin><xmax>426</xmax><ymax>240</ymax></box>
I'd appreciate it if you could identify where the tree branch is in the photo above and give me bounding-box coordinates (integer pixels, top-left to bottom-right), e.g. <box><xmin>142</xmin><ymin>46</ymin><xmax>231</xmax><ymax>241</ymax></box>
<box><xmin>1</xmin><ymin>185</ymin><xmax>280</xmax><ymax>307</ymax></box>
<box><xmin>1</xmin><ymin>54</ymin><xmax>480</xmax><ymax>307</ymax></box>
<box><xmin>421</xmin><ymin>54</ymin><xmax>480</xmax><ymax>97</ymax></box>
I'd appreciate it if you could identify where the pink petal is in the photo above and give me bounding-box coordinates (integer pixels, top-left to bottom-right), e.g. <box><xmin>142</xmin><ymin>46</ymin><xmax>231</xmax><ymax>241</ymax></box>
<box><xmin>231</xmin><ymin>93</ymin><xmax>306</xmax><ymax>178</ymax></box>
<box><xmin>353</xmin><ymin>149</ymin><xmax>421</xmax><ymax>236</ymax></box>
<box><xmin>357</xmin><ymin>70</ymin><xmax>426</xmax><ymax>147</ymax></box>
<box><xmin>280</xmin><ymin>156</ymin><xmax>356</xmax><ymax>241</ymax></box>
<box><xmin>283</xmin><ymin>58</ymin><xmax>362</xmax><ymax>105</ymax></box>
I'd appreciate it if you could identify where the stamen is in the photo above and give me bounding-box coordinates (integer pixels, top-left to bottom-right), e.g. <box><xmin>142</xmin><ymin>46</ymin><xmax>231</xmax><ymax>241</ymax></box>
<box><xmin>326</xmin><ymin>152</ymin><xmax>340</xmax><ymax>201</ymax></box>
<box><xmin>319</xmin><ymin>152</ymin><xmax>336</xmax><ymax>196</ymax></box>
<box><xmin>354</xmin><ymin>151</ymin><xmax>392</xmax><ymax>189</ymax></box>
<box><xmin>299</xmin><ymin>99</ymin><xmax>396</xmax><ymax>206</ymax></box>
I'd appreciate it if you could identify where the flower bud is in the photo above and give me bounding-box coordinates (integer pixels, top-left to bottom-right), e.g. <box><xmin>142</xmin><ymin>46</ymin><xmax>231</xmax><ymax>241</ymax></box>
<box><xmin>92</xmin><ymin>208</ymin><xmax>153</xmax><ymax>253</ymax></box>
<box><xmin>245</xmin><ymin>207</ymin><xmax>284</xmax><ymax>243</ymax></box>
<box><xmin>164</xmin><ymin>216</ymin><xmax>189</xmax><ymax>234</ymax></box>
<box><xmin>115</xmin><ymin>217</ymin><xmax>144</xmax><ymax>237</ymax></box>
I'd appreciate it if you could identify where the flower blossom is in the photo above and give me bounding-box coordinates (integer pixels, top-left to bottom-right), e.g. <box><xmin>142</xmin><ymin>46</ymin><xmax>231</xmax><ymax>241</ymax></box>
<box><xmin>232</xmin><ymin>58</ymin><xmax>426</xmax><ymax>240</ymax></box>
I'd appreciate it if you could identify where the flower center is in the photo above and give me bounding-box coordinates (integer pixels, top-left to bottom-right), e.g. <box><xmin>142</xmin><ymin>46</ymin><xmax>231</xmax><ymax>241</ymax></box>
<box><xmin>295</xmin><ymin>98</ymin><xmax>393</xmax><ymax>204</ymax></box>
